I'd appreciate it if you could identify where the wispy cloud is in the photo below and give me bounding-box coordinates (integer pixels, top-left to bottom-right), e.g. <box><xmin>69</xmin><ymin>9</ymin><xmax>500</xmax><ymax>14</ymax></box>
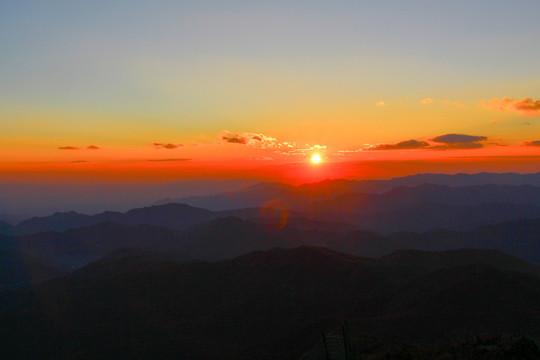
<box><xmin>147</xmin><ymin>158</ymin><xmax>192</xmax><ymax>162</ymax></box>
<box><xmin>220</xmin><ymin>131</ymin><xmax>281</xmax><ymax>147</ymax></box>
<box><xmin>483</xmin><ymin>97</ymin><xmax>540</xmax><ymax>116</ymax></box>
<box><xmin>366</xmin><ymin>139</ymin><xmax>430</xmax><ymax>151</ymax></box>
<box><xmin>444</xmin><ymin>100</ymin><xmax>465</xmax><ymax>107</ymax></box>
<box><xmin>222</xmin><ymin>134</ymin><xmax>248</xmax><ymax>144</ymax></box>
<box><xmin>220</xmin><ymin>130</ymin><xmax>326</xmax><ymax>157</ymax></box>
<box><xmin>524</xmin><ymin>140</ymin><xmax>540</xmax><ymax>147</ymax></box>
<box><xmin>59</xmin><ymin>145</ymin><xmax>101</xmax><ymax>150</ymax></box>
<box><xmin>421</xmin><ymin>98</ymin><xmax>434</xmax><ymax>104</ymax></box>
<box><xmin>375</xmin><ymin>100</ymin><xmax>387</xmax><ymax>107</ymax></box>
<box><xmin>152</xmin><ymin>142</ymin><xmax>184</xmax><ymax>149</ymax></box>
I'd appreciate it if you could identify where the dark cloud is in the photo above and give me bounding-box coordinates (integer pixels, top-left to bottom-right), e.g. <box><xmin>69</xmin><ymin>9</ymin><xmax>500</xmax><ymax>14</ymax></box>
<box><xmin>524</xmin><ymin>141</ymin><xmax>540</xmax><ymax>147</ymax></box>
<box><xmin>147</xmin><ymin>158</ymin><xmax>192</xmax><ymax>162</ymax></box>
<box><xmin>222</xmin><ymin>134</ymin><xmax>248</xmax><ymax>144</ymax></box>
<box><xmin>252</xmin><ymin>135</ymin><xmax>263</xmax><ymax>141</ymax></box>
<box><xmin>364</xmin><ymin>133</ymin><xmax>488</xmax><ymax>152</ymax></box>
<box><xmin>366</xmin><ymin>139</ymin><xmax>430</xmax><ymax>151</ymax></box>
<box><xmin>432</xmin><ymin>134</ymin><xmax>488</xmax><ymax>144</ymax></box>
<box><xmin>87</xmin><ymin>145</ymin><xmax>100</xmax><ymax>150</ymax></box>
<box><xmin>58</xmin><ymin>146</ymin><xmax>79</xmax><ymax>150</ymax></box>
<box><xmin>153</xmin><ymin>143</ymin><xmax>184</xmax><ymax>149</ymax></box>
<box><xmin>430</xmin><ymin>133</ymin><xmax>487</xmax><ymax>150</ymax></box>
<box><xmin>431</xmin><ymin>142</ymin><xmax>484</xmax><ymax>150</ymax></box>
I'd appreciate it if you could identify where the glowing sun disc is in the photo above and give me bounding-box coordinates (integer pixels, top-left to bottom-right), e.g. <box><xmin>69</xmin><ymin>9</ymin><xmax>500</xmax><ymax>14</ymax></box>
<box><xmin>311</xmin><ymin>154</ymin><xmax>321</xmax><ymax>163</ymax></box>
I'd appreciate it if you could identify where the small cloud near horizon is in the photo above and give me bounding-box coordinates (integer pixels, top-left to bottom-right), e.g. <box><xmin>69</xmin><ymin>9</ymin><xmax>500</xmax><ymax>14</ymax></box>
<box><xmin>222</xmin><ymin>134</ymin><xmax>248</xmax><ymax>144</ymax></box>
<box><xmin>366</xmin><ymin>139</ymin><xmax>430</xmax><ymax>151</ymax></box>
<box><xmin>147</xmin><ymin>158</ymin><xmax>192</xmax><ymax>162</ymax></box>
<box><xmin>444</xmin><ymin>100</ymin><xmax>465</xmax><ymax>107</ymax></box>
<box><xmin>483</xmin><ymin>97</ymin><xmax>540</xmax><ymax>116</ymax></box>
<box><xmin>432</xmin><ymin>134</ymin><xmax>487</xmax><ymax>144</ymax></box>
<box><xmin>524</xmin><ymin>140</ymin><xmax>540</xmax><ymax>147</ymax></box>
<box><xmin>421</xmin><ymin>98</ymin><xmax>434</xmax><ymax>104</ymax></box>
<box><xmin>59</xmin><ymin>145</ymin><xmax>101</xmax><ymax>150</ymax></box>
<box><xmin>220</xmin><ymin>131</ymin><xmax>279</xmax><ymax>146</ymax></box>
<box><xmin>431</xmin><ymin>133</ymin><xmax>487</xmax><ymax>150</ymax></box>
<box><xmin>152</xmin><ymin>143</ymin><xmax>184</xmax><ymax>149</ymax></box>
<box><xmin>220</xmin><ymin>130</ymin><xmax>327</xmax><ymax>157</ymax></box>
<box><xmin>375</xmin><ymin>100</ymin><xmax>387</xmax><ymax>107</ymax></box>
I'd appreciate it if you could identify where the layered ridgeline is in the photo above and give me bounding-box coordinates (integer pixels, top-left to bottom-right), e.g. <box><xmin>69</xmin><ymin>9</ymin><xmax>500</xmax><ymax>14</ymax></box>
<box><xmin>4</xmin><ymin>173</ymin><xmax>540</xmax><ymax>235</ymax></box>
<box><xmin>2</xmin><ymin>172</ymin><xmax>540</xmax><ymax>358</ymax></box>
<box><xmin>2</xmin><ymin>215</ymin><xmax>540</xmax><ymax>287</ymax></box>
<box><xmin>166</xmin><ymin>172</ymin><xmax>540</xmax><ymax>210</ymax></box>
<box><xmin>2</xmin><ymin>184</ymin><xmax>540</xmax><ymax>237</ymax></box>
<box><xmin>2</xmin><ymin>176</ymin><xmax>540</xmax><ymax>288</ymax></box>
<box><xmin>1</xmin><ymin>172</ymin><xmax>540</xmax><ymax>288</ymax></box>
<box><xmin>1</xmin><ymin>246</ymin><xmax>539</xmax><ymax>359</ymax></box>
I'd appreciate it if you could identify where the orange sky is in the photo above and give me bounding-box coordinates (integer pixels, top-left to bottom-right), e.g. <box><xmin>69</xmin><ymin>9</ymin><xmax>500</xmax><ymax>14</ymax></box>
<box><xmin>1</xmin><ymin>2</ymin><xmax>539</xmax><ymax>184</ymax></box>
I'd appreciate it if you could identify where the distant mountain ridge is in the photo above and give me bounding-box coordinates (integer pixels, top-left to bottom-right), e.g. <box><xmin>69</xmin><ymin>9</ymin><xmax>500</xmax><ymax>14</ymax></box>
<box><xmin>172</xmin><ymin>172</ymin><xmax>540</xmax><ymax>210</ymax></box>
<box><xmin>6</xmin><ymin>203</ymin><xmax>216</xmax><ymax>235</ymax></box>
<box><xmin>4</xmin><ymin>182</ymin><xmax>540</xmax><ymax>236</ymax></box>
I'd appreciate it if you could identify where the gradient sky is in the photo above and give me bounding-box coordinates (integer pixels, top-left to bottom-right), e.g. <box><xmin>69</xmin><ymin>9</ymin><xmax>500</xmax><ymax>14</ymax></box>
<box><xmin>1</xmin><ymin>0</ymin><xmax>539</xmax><ymax>183</ymax></box>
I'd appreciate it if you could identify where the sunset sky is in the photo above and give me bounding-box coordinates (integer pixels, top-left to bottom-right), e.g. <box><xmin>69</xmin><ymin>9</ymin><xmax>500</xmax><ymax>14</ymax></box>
<box><xmin>1</xmin><ymin>0</ymin><xmax>539</xmax><ymax>183</ymax></box>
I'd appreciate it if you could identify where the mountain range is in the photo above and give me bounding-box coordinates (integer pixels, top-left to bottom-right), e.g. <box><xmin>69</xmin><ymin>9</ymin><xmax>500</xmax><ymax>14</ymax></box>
<box><xmin>1</xmin><ymin>246</ymin><xmax>539</xmax><ymax>359</ymax></box>
<box><xmin>3</xmin><ymin>213</ymin><xmax>540</xmax><ymax>288</ymax></box>
<box><xmin>172</xmin><ymin>172</ymin><xmax>540</xmax><ymax>210</ymax></box>
<box><xmin>2</xmin><ymin>172</ymin><xmax>540</xmax><ymax>358</ymax></box>
<box><xmin>3</xmin><ymin>182</ymin><xmax>540</xmax><ymax>237</ymax></box>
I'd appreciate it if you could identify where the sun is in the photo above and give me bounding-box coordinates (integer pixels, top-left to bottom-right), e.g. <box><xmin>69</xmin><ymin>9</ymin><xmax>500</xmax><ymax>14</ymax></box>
<box><xmin>311</xmin><ymin>154</ymin><xmax>321</xmax><ymax>164</ymax></box>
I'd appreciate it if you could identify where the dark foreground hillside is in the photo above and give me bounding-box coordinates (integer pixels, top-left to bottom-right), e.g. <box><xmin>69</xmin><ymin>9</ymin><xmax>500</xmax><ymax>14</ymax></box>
<box><xmin>1</xmin><ymin>247</ymin><xmax>539</xmax><ymax>359</ymax></box>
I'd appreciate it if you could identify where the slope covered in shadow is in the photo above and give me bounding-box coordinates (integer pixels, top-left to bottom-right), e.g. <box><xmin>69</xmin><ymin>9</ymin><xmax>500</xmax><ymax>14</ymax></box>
<box><xmin>390</xmin><ymin>218</ymin><xmax>540</xmax><ymax>264</ymax></box>
<box><xmin>0</xmin><ymin>233</ymin><xmax>67</xmax><ymax>288</ymax></box>
<box><xmin>1</xmin><ymin>246</ymin><xmax>539</xmax><ymax>359</ymax></box>
<box><xmin>4</xmin><ymin>214</ymin><xmax>540</xmax><ymax>286</ymax></box>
